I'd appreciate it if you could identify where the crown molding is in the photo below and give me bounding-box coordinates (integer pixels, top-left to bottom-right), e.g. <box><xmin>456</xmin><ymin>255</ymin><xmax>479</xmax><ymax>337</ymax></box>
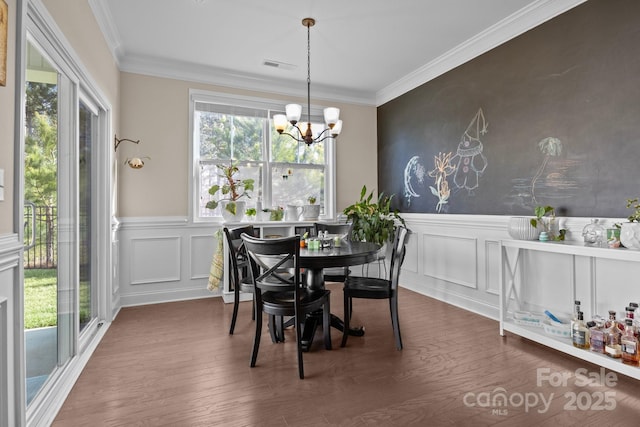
<box><xmin>375</xmin><ymin>0</ymin><xmax>588</xmax><ymax>106</ymax></box>
<box><xmin>89</xmin><ymin>0</ymin><xmax>587</xmax><ymax>107</ymax></box>
<box><xmin>117</xmin><ymin>54</ymin><xmax>376</xmax><ymax>106</ymax></box>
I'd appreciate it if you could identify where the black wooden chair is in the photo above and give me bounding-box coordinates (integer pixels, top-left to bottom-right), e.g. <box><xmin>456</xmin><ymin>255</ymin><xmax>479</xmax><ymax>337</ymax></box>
<box><xmin>315</xmin><ymin>222</ymin><xmax>353</xmax><ymax>282</ymax></box>
<box><xmin>223</xmin><ymin>225</ymin><xmax>258</xmax><ymax>335</ymax></box>
<box><xmin>341</xmin><ymin>226</ymin><xmax>409</xmax><ymax>350</ymax></box>
<box><xmin>242</xmin><ymin>233</ymin><xmax>331</xmax><ymax>379</ymax></box>
<box><xmin>294</xmin><ymin>224</ymin><xmax>316</xmax><ymax>238</ymax></box>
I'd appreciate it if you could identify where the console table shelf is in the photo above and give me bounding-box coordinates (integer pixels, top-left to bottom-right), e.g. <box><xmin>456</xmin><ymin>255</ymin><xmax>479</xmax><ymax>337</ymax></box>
<box><xmin>499</xmin><ymin>239</ymin><xmax>640</xmax><ymax>380</ymax></box>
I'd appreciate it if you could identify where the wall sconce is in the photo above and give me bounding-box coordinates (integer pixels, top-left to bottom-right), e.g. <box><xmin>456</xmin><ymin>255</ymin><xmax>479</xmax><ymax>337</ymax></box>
<box><xmin>114</xmin><ymin>135</ymin><xmax>150</xmax><ymax>169</ymax></box>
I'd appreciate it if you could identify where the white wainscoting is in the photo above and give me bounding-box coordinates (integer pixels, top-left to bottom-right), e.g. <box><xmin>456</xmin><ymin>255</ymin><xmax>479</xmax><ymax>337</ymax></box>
<box><xmin>399</xmin><ymin>214</ymin><xmax>630</xmax><ymax>320</ymax></box>
<box><xmin>115</xmin><ymin>214</ymin><xmax>635</xmax><ymax>322</ymax></box>
<box><xmin>0</xmin><ymin>234</ymin><xmax>23</xmax><ymax>427</ymax></box>
<box><xmin>117</xmin><ymin>217</ymin><xmax>222</xmax><ymax>307</ymax></box>
<box><xmin>1</xmin><ymin>295</ymin><xmax>7</xmax><ymax>427</ymax></box>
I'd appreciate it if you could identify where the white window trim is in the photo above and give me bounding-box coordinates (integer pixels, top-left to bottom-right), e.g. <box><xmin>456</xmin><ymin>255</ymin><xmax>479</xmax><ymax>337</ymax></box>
<box><xmin>189</xmin><ymin>89</ymin><xmax>336</xmax><ymax>223</ymax></box>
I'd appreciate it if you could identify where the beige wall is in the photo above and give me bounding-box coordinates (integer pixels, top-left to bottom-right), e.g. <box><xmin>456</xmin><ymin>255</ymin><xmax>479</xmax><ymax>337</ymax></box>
<box><xmin>0</xmin><ymin>0</ymin><xmax>16</xmax><ymax>235</ymax></box>
<box><xmin>117</xmin><ymin>72</ymin><xmax>377</xmax><ymax>217</ymax></box>
<box><xmin>42</xmin><ymin>0</ymin><xmax>119</xmax><ymax>111</ymax></box>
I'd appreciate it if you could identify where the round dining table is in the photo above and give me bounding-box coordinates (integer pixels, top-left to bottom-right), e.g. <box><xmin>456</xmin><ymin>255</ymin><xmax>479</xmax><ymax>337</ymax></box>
<box><xmin>298</xmin><ymin>240</ymin><xmax>380</xmax><ymax>350</ymax></box>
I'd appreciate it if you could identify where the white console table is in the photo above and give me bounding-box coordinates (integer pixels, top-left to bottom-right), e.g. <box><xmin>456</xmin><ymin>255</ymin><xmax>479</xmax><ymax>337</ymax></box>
<box><xmin>499</xmin><ymin>239</ymin><xmax>640</xmax><ymax>380</ymax></box>
<box><xmin>221</xmin><ymin>221</ymin><xmax>316</xmax><ymax>303</ymax></box>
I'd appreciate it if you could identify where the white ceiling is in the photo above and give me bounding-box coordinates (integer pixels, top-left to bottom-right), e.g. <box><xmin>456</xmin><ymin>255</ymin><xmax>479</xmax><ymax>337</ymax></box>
<box><xmin>89</xmin><ymin>0</ymin><xmax>586</xmax><ymax>106</ymax></box>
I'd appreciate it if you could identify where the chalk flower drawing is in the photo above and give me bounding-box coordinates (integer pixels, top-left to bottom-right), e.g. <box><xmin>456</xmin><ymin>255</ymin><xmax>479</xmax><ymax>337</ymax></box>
<box><xmin>428</xmin><ymin>151</ymin><xmax>456</xmax><ymax>212</ymax></box>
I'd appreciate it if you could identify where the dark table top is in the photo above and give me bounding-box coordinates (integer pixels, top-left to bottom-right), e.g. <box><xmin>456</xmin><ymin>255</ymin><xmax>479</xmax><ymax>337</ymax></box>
<box><xmin>299</xmin><ymin>241</ymin><xmax>380</xmax><ymax>269</ymax></box>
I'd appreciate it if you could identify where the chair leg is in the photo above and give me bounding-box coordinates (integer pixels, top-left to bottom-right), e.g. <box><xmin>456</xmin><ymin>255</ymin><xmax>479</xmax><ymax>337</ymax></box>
<box><xmin>268</xmin><ymin>315</ymin><xmax>279</xmax><ymax>343</ymax></box>
<box><xmin>390</xmin><ymin>294</ymin><xmax>403</xmax><ymax>350</ymax></box>
<box><xmin>323</xmin><ymin>299</ymin><xmax>332</xmax><ymax>350</ymax></box>
<box><xmin>251</xmin><ymin>292</ymin><xmax>256</xmax><ymax>321</ymax></box>
<box><xmin>251</xmin><ymin>306</ymin><xmax>262</xmax><ymax>367</ymax></box>
<box><xmin>277</xmin><ymin>316</ymin><xmax>285</xmax><ymax>342</ymax></box>
<box><xmin>295</xmin><ymin>313</ymin><xmax>304</xmax><ymax>379</ymax></box>
<box><xmin>341</xmin><ymin>293</ymin><xmax>350</xmax><ymax>347</ymax></box>
<box><xmin>229</xmin><ymin>286</ymin><xmax>240</xmax><ymax>335</ymax></box>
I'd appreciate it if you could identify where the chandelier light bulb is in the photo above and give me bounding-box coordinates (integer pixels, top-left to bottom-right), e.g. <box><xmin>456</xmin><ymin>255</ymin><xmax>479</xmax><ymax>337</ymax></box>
<box><xmin>285</xmin><ymin>104</ymin><xmax>302</xmax><ymax>124</ymax></box>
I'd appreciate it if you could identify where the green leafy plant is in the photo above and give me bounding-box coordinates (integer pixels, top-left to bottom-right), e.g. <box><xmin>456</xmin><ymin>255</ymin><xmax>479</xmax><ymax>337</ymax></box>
<box><xmin>205</xmin><ymin>161</ymin><xmax>254</xmax><ymax>215</ymax></box>
<box><xmin>343</xmin><ymin>185</ymin><xmax>405</xmax><ymax>245</ymax></box>
<box><xmin>245</xmin><ymin>208</ymin><xmax>257</xmax><ymax>217</ymax></box>
<box><xmin>530</xmin><ymin>205</ymin><xmax>566</xmax><ymax>241</ymax></box>
<box><xmin>626</xmin><ymin>198</ymin><xmax>640</xmax><ymax>222</ymax></box>
<box><xmin>269</xmin><ymin>206</ymin><xmax>284</xmax><ymax>221</ymax></box>
<box><xmin>307</xmin><ymin>195</ymin><xmax>317</xmax><ymax>205</ymax></box>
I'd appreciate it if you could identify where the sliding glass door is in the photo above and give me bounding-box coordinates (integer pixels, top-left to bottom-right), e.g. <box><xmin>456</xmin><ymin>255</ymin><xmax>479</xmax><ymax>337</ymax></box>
<box><xmin>23</xmin><ymin>40</ymin><xmax>67</xmax><ymax>405</ymax></box>
<box><xmin>23</xmin><ymin>39</ymin><xmax>100</xmax><ymax>406</ymax></box>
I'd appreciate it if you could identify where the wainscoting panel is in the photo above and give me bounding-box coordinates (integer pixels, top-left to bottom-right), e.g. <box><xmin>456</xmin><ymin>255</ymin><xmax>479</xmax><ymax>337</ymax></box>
<box><xmin>403</xmin><ymin>231</ymin><xmax>419</xmax><ymax>274</ymax></box>
<box><xmin>189</xmin><ymin>234</ymin><xmax>216</xmax><ymax>280</ymax></box>
<box><xmin>130</xmin><ymin>236</ymin><xmax>181</xmax><ymax>285</ymax></box>
<box><xmin>422</xmin><ymin>233</ymin><xmax>477</xmax><ymax>289</ymax></box>
<box><xmin>117</xmin><ymin>218</ymin><xmax>220</xmax><ymax>307</ymax></box>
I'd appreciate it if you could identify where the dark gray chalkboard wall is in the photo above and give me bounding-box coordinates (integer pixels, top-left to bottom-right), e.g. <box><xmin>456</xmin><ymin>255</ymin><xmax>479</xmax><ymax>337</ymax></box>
<box><xmin>378</xmin><ymin>0</ymin><xmax>640</xmax><ymax>217</ymax></box>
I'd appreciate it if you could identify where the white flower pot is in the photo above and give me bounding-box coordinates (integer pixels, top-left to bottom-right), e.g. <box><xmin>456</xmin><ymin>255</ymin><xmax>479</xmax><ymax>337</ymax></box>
<box><xmin>507</xmin><ymin>216</ymin><xmax>540</xmax><ymax>240</ymax></box>
<box><xmin>301</xmin><ymin>204</ymin><xmax>320</xmax><ymax>221</ymax></box>
<box><xmin>220</xmin><ymin>200</ymin><xmax>246</xmax><ymax>223</ymax></box>
<box><xmin>621</xmin><ymin>222</ymin><xmax>640</xmax><ymax>250</ymax></box>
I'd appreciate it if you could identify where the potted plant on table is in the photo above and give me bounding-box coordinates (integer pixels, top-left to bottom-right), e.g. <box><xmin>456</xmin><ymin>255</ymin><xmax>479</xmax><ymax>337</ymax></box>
<box><xmin>343</xmin><ymin>185</ymin><xmax>405</xmax><ymax>246</ymax></box>
<box><xmin>620</xmin><ymin>198</ymin><xmax>640</xmax><ymax>250</ymax></box>
<box><xmin>245</xmin><ymin>208</ymin><xmax>257</xmax><ymax>221</ymax></box>
<box><xmin>205</xmin><ymin>161</ymin><xmax>254</xmax><ymax>222</ymax></box>
<box><xmin>529</xmin><ymin>205</ymin><xmax>566</xmax><ymax>241</ymax></box>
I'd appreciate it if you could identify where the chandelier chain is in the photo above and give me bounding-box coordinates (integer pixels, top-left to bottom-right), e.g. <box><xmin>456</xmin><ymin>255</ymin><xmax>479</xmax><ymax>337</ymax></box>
<box><xmin>307</xmin><ymin>21</ymin><xmax>311</xmax><ymax>125</ymax></box>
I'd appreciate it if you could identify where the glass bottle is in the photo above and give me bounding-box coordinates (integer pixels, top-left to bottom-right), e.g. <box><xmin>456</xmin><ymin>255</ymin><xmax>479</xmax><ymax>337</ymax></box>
<box><xmin>572</xmin><ymin>311</ymin><xmax>589</xmax><ymax>349</ymax></box>
<box><xmin>625</xmin><ymin>306</ymin><xmax>637</xmax><ymax>337</ymax></box>
<box><xmin>621</xmin><ymin>319</ymin><xmax>640</xmax><ymax>366</ymax></box>
<box><xmin>631</xmin><ymin>302</ymin><xmax>640</xmax><ymax>337</ymax></box>
<box><xmin>589</xmin><ymin>316</ymin><xmax>606</xmax><ymax>354</ymax></box>
<box><xmin>571</xmin><ymin>300</ymin><xmax>581</xmax><ymax>333</ymax></box>
<box><xmin>582</xmin><ymin>218</ymin><xmax>605</xmax><ymax>246</ymax></box>
<box><xmin>605</xmin><ymin>310</ymin><xmax>623</xmax><ymax>359</ymax></box>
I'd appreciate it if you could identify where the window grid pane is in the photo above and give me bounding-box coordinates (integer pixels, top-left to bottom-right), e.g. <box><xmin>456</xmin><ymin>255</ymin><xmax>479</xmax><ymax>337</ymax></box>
<box><xmin>193</xmin><ymin>96</ymin><xmax>331</xmax><ymax>220</ymax></box>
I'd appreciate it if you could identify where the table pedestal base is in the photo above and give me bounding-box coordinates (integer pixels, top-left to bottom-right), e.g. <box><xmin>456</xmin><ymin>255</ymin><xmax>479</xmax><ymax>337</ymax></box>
<box><xmin>300</xmin><ymin>311</ymin><xmax>364</xmax><ymax>352</ymax></box>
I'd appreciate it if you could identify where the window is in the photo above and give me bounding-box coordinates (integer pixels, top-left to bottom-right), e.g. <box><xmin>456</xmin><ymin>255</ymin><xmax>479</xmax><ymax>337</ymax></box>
<box><xmin>190</xmin><ymin>90</ymin><xmax>336</xmax><ymax>221</ymax></box>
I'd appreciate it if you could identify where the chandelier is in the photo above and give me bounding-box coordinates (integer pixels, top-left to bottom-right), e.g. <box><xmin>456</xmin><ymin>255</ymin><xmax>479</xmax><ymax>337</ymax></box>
<box><xmin>273</xmin><ymin>18</ymin><xmax>343</xmax><ymax>146</ymax></box>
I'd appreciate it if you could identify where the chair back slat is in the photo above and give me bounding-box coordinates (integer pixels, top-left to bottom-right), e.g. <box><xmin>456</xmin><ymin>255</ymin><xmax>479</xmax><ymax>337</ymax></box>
<box><xmin>223</xmin><ymin>225</ymin><xmax>256</xmax><ymax>287</ymax></box>
<box><xmin>241</xmin><ymin>234</ymin><xmax>301</xmax><ymax>293</ymax></box>
<box><xmin>389</xmin><ymin>226</ymin><xmax>409</xmax><ymax>290</ymax></box>
<box><xmin>315</xmin><ymin>222</ymin><xmax>353</xmax><ymax>241</ymax></box>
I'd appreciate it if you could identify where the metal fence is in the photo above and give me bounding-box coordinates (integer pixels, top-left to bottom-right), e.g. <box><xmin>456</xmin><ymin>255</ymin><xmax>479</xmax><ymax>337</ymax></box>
<box><xmin>24</xmin><ymin>204</ymin><xmax>57</xmax><ymax>269</ymax></box>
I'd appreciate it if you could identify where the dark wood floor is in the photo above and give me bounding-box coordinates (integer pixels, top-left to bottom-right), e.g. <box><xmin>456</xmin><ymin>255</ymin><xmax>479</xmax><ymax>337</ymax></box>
<box><xmin>53</xmin><ymin>283</ymin><xmax>640</xmax><ymax>426</ymax></box>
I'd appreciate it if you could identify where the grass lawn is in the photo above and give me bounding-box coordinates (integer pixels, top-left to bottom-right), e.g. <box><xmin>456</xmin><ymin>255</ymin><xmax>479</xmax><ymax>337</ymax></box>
<box><xmin>24</xmin><ymin>268</ymin><xmax>92</xmax><ymax>329</ymax></box>
<box><xmin>24</xmin><ymin>268</ymin><xmax>57</xmax><ymax>329</ymax></box>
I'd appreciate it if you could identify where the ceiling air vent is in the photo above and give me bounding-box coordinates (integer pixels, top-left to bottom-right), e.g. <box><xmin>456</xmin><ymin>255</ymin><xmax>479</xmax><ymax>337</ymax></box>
<box><xmin>263</xmin><ymin>60</ymin><xmax>297</xmax><ymax>71</ymax></box>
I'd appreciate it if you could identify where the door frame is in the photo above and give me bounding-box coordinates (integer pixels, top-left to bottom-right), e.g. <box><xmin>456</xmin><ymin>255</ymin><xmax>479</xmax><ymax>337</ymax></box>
<box><xmin>13</xmin><ymin>1</ymin><xmax>115</xmax><ymax>425</ymax></box>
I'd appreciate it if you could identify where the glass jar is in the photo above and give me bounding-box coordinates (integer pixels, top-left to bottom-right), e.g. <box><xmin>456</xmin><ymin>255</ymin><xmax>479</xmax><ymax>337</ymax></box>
<box><xmin>582</xmin><ymin>218</ymin><xmax>605</xmax><ymax>246</ymax></box>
